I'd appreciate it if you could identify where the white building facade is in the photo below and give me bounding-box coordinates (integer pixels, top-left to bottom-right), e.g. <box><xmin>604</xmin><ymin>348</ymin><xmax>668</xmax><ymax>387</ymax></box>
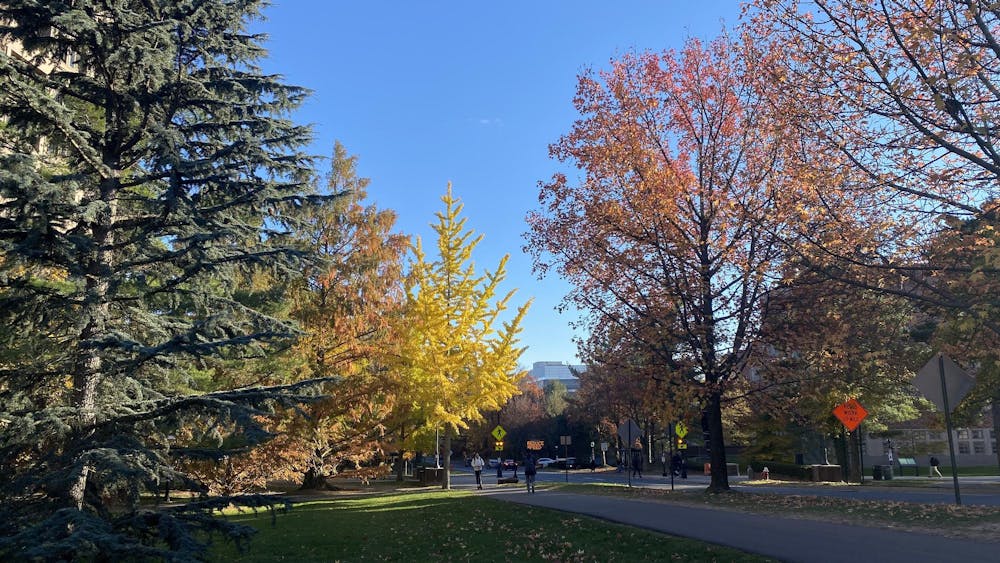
<box><xmin>529</xmin><ymin>361</ymin><xmax>586</xmax><ymax>393</ymax></box>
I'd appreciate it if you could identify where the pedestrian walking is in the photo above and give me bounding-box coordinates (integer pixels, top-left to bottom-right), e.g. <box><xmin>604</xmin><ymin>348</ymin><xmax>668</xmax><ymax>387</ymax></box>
<box><xmin>631</xmin><ymin>450</ymin><xmax>642</xmax><ymax>479</ymax></box>
<box><xmin>929</xmin><ymin>455</ymin><xmax>943</xmax><ymax>478</ymax></box>
<box><xmin>523</xmin><ymin>453</ymin><xmax>537</xmax><ymax>493</ymax></box>
<box><xmin>671</xmin><ymin>452</ymin><xmax>682</xmax><ymax>477</ymax></box>
<box><xmin>471</xmin><ymin>453</ymin><xmax>485</xmax><ymax>489</ymax></box>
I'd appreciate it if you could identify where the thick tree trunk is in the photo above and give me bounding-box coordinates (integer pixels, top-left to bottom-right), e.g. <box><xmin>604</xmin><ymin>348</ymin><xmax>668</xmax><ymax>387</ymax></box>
<box><xmin>992</xmin><ymin>399</ymin><xmax>1000</xmax><ymax>473</ymax></box>
<box><xmin>846</xmin><ymin>430</ymin><xmax>862</xmax><ymax>483</ymax></box>
<box><xmin>706</xmin><ymin>390</ymin><xmax>730</xmax><ymax>492</ymax></box>
<box><xmin>395</xmin><ymin>424</ymin><xmax>408</xmax><ymax>481</ymax></box>
<box><xmin>441</xmin><ymin>432</ymin><xmax>452</xmax><ymax>490</ymax></box>
<box><xmin>299</xmin><ymin>467</ymin><xmax>330</xmax><ymax>490</ymax></box>
<box><xmin>70</xmin><ymin>364</ymin><xmax>99</xmax><ymax>510</ymax></box>
<box><xmin>69</xmin><ymin>268</ymin><xmax>109</xmax><ymax>509</ymax></box>
<box><xmin>835</xmin><ymin>429</ymin><xmax>850</xmax><ymax>482</ymax></box>
<box><xmin>69</xmin><ymin>177</ymin><xmax>118</xmax><ymax>510</ymax></box>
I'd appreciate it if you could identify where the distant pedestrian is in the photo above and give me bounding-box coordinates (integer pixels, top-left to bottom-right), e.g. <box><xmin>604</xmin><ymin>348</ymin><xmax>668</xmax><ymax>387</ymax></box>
<box><xmin>631</xmin><ymin>450</ymin><xmax>642</xmax><ymax>479</ymax></box>
<box><xmin>471</xmin><ymin>453</ymin><xmax>485</xmax><ymax>489</ymax></box>
<box><xmin>929</xmin><ymin>455</ymin><xmax>943</xmax><ymax>478</ymax></box>
<box><xmin>524</xmin><ymin>453</ymin><xmax>537</xmax><ymax>493</ymax></box>
<box><xmin>671</xmin><ymin>453</ymin><xmax>682</xmax><ymax>476</ymax></box>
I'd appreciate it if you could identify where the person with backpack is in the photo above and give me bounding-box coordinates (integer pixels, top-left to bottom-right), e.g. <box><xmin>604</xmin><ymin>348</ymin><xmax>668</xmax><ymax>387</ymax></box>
<box><xmin>929</xmin><ymin>455</ymin><xmax>943</xmax><ymax>478</ymax></box>
<box><xmin>471</xmin><ymin>453</ymin><xmax>485</xmax><ymax>489</ymax></box>
<box><xmin>523</xmin><ymin>453</ymin><xmax>537</xmax><ymax>493</ymax></box>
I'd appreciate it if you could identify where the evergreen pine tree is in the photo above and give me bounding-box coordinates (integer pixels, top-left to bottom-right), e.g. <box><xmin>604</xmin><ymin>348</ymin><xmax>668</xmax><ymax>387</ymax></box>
<box><xmin>0</xmin><ymin>2</ymin><xmax>330</xmax><ymax>559</ymax></box>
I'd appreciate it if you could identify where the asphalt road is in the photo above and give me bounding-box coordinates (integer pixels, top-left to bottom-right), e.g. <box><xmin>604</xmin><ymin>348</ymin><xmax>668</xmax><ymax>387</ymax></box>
<box><xmin>447</xmin><ymin>467</ymin><xmax>1000</xmax><ymax>562</ymax></box>
<box><xmin>460</xmin><ymin>466</ymin><xmax>1000</xmax><ymax>506</ymax></box>
<box><xmin>484</xmin><ymin>489</ymin><xmax>999</xmax><ymax>563</ymax></box>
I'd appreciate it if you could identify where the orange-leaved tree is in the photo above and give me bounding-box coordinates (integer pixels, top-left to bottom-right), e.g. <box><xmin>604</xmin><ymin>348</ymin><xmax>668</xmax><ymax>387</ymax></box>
<box><xmin>526</xmin><ymin>33</ymin><xmax>805</xmax><ymax>491</ymax></box>
<box><xmin>752</xmin><ymin>0</ymin><xmax>1000</xmax><ymax>333</ymax></box>
<box><xmin>400</xmin><ymin>184</ymin><xmax>530</xmax><ymax>489</ymax></box>
<box><xmin>283</xmin><ymin>141</ymin><xmax>410</xmax><ymax>489</ymax></box>
<box><xmin>572</xmin><ymin>313</ymin><xmax>697</xmax><ymax>465</ymax></box>
<box><xmin>752</xmin><ymin>1</ymin><xmax>1000</xmax><ymax>464</ymax></box>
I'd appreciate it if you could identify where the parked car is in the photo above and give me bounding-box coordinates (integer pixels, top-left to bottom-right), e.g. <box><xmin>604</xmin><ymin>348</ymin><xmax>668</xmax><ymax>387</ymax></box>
<box><xmin>488</xmin><ymin>458</ymin><xmax>500</xmax><ymax>468</ymax></box>
<box><xmin>501</xmin><ymin>459</ymin><xmax>517</xmax><ymax>470</ymax></box>
<box><xmin>556</xmin><ymin>457</ymin><xmax>578</xmax><ymax>470</ymax></box>
<box><xmin>535</xmin><ymin>457</ymin><xmax>556</xmax><ymax>468</ymax></box>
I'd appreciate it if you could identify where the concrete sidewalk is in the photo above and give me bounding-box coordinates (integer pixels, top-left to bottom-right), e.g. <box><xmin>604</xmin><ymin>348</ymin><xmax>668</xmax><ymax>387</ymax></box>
<box><xmin>487</xmin><ymin>489</ymin><xmax>999</xmax><ymax>563</ymax></box>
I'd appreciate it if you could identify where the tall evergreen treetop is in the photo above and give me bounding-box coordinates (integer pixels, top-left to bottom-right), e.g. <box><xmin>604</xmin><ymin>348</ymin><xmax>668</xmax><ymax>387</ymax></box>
<box><xmin>0</xmin><ymin>1</ymin><xmax>329</xmax><ymax>559</ymax></box>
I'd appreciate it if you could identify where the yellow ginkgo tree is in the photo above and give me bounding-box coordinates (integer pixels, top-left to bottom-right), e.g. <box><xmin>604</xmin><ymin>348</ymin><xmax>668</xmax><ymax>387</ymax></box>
<box><xmin>401</xmin><ymin>184</ymin><xmax>531</xmax><ymax>489</ymax></box>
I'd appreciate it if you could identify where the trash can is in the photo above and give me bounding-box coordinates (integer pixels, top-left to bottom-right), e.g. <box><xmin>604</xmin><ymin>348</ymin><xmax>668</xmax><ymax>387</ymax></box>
<box><xmin>883</xmin><ymin>465</ymin><xmax>893</xmax><ymax>480</ymax></box>
<box><xmin>872</xmin><ymin>465</ymin><xmax>883</xmax><ymax>480</ymax></box>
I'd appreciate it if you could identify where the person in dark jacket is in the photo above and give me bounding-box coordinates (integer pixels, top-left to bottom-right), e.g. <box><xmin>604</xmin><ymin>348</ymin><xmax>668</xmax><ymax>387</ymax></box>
<box><xmin>929</xmin><ymin>455</ymin><xmax>943</xmax><ymax>477</ymax></box>
<box><xmin>523</xmin><ymin>453</ymin><xmax>537</xmax><ymax>493</ymax></box>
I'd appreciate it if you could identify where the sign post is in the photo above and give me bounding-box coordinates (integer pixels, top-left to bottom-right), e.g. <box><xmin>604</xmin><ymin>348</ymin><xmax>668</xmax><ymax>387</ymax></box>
<box><xmin>492</xmin><ymin>425</ymin><xmax>507</xmax><ymax>478</ymax></box>
<box><xmin>913</xmin><ymin>354</ymin><xmax>975</xmax><ymax>505</ymax></box>
<box><xmin>915</xmin><ymin>354</ymin><xmax>973</xmax><ymax>506</ymax></box>
<box><xmin>559</xmin><ymin>435</ymin><xmax>571</xmax><ymax>482</ymax></box>
<box><xmin>833</xmin><ymin>398</ymin><xmax>869</xmax><ymax>484</ymax></box>
<box><xmin>617</xmin><ymin>419</ymin><xmax>641</xmax><ymax>488</ymax></box>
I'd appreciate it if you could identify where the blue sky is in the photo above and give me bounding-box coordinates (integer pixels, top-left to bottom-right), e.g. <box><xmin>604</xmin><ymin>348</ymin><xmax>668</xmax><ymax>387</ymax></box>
<box><xmin>256</xmin><ymin>1</ymin><xmax>742</xmax><ymax>368</ymax></box>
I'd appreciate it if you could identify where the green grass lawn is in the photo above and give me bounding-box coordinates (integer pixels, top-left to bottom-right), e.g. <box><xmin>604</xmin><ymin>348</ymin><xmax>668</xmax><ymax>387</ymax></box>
<box><xmin>954</xmin><ymin>465</ymin><xmax>1000</xmax><ymax>476</ymax></box>
<box><xmin>209</xmin><ymin>490</ymin><xmax>771</xmax><ymax>562</ymax></box>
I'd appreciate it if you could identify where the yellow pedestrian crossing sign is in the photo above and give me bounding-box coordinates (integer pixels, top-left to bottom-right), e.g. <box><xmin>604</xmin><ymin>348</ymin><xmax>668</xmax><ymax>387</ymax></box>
<box><xmin>675</xmin><ymin>421</ymin><xmax>688</xmax><ymax>439</ymax></box>
<box><xmin>491</xmin><ymin>425</ymin><xmax>506</xmax><ymax>441</ymax></box>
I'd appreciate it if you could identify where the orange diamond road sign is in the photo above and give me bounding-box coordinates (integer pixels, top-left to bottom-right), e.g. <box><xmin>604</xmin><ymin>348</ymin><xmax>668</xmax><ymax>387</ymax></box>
<box><xmin>833</xmin><ymin>398</ymin><xmax>869</xmax><ymax>432</ymax></box>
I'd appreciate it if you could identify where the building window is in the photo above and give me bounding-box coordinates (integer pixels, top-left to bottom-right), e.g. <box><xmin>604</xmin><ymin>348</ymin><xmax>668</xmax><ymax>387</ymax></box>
<box><xmin>958</xmin><ymin>442</ymin><xmax>970</xmax><ymax>454</ymax></box>
<box><xmin>993</xmin><ymin>441</ymin><xmax>997</xmax><ymax>454</ymax></box>
<box><xmin>928</xmin><ymin>431</ymin><xmax>943</xmax><ymax>440</ymax></box>
<box><xmin>971</xmin><ymin>429</ymin><xmax>984</xmax><ymax>439</ymax></box>
<box><xmin>957</xmin><ymin>429</ymin><xmax>970</xmax><ymax>440</ymax></box>
<box><xmin>991</xmin><ymin>430</ymin><xmax>996</xmax><ymax>439</ymax></box>
<box><xmin>911</xmin><ymin>431</ymin><xmax>926</xmax><ymax>441</ymax></box>
<box><xmin>973</xmin><ymin>442</ymin><xmax>986</xmax><ymax>454</ymax></box>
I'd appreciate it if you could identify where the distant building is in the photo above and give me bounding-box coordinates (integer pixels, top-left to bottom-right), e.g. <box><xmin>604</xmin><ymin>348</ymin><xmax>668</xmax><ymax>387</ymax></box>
<box><xmin>529</xmin><ymin>361</ymin><xmax>586</xmax><ymax>393</ymax></box>
<box><xmin>864</xmin><ymin>412</ymin><xmax>997</xmax><ymax>470</ymax></box>
<box><xmin>1</xmin><ymin>24</ymin><xmax>79</xmax><ymax>75</ymax></box>
<box><xmin>1</xmin><ymin>21</ymin><xmax>80</xmax><ymax>161</ymax></box>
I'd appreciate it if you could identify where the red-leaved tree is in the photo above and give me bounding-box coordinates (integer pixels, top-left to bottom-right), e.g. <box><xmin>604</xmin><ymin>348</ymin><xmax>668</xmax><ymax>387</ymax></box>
<box><xmin>526</xmin><ymin>33</ymin><xmax>808</xmax><ymax>491</ymax></box>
